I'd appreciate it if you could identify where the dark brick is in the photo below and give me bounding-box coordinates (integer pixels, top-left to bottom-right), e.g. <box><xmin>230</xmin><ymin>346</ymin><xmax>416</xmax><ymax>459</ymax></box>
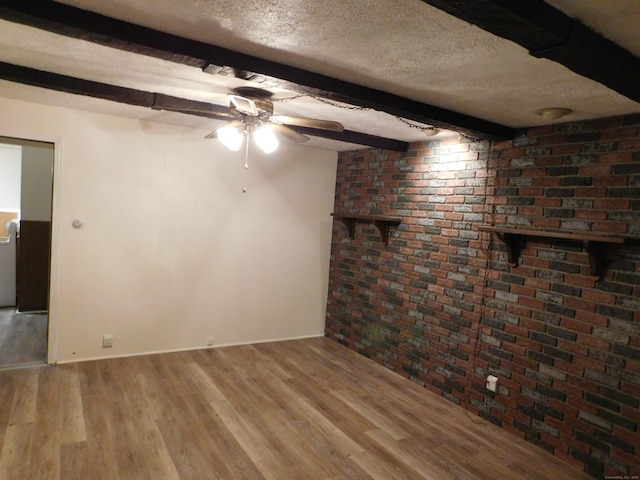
<box><xmin>556</xmin><ymin>122</ymin><xmax>585</xmax><ymax>133</ymax></box>
<box><xmin>615</xmin><ymin>271</ymin><xmax>640</xmax><ymax>285</ymax></box>
<box><xmin>545</xmin><ymin>188</ymin><xmax>574</xmax><ymax>197</ymax></box>
<box><xmin>560</xmin><ymin>176</ymin><xmax>593</xmax><ymax>186</ymax></box>
<box><xmin>531</xmin><ymin>332</ymin><xmax>557</xmax><ymax>346</ymax></box>
<box><xmin>440</xmin><ymin>320</ymin><xmax>459</xmax><ymax>332</ymax></box>
<box><xmin>543</xmin><ymin>345</ymin><xmax>574</xmax><ymax>363</ymax></box>
<box><xmin>452</xmin><ymin>316</ymin><xmax>472</xmax><ymax>329</ymax></box>
<box><xmin>612</xmin><ymin>344</ymin><xmax>640</xmax><ymax>361</ymax></box>
<box><xmin>570</xmin><ymin>447</ymin><xmax>605</xmax><ymax>476</ymax></box>
<box><xmin>613</xmin><ymin>163</ymin><xmax>640</xmax><ymax>175</ymax></box>
<box><xmin>575</xmin><ymin>430</ymin><xmax>610</xmax><ymax>454</ymax></box>
<box><xmin>584</xmin><ymin>392</ymin><xmax>621</xmax><ymax>412</ymax></box>
<box><xmin>582</xmin><ymin>142</ymin><xmax>618</xmax><ymax>154</ymax></box>
<box><xmin>568</xmin><ymin>132</ymin><xmax>600</xmax><ymax>143</ymax></box>
<box><xmin>551</xmin><ymin>283</ymin><xmax>582</xmax><ymax>297</ymax></box>
<box><xmin>536</xmin><ymin>403</ymin><xmax>564</xmax><ymax>420</ymax></box>
<box><xmin>489</xmin><ymin>346</ymin><xmax>513</xmax><ymax>361</ymax></box>
<box><xmin>609</xmin><ymin>187</ymin><xmax>640</xmax><ymax>198</ymax></box>
<box><xmin>495</xmin><ymin>187</ymin><xmax>518</xmax><ymax>196</ymax></box>
<box><xmin>498</xmin><ymin>168</ymin><xmax>522</xmax><ymax>177</ymax></box>
<box><xmin>492</xmin><ymin>330</ymin><xmax>516</xmax><ymax>344</ymax></box>
<box><xmin>537</xmin><ymin>384</ymin><xmax>567</xmax><ymax>402</ymax></box>
<box><xmin>548</xmin><ymin>166</ymin><xmax>579</xmax><ymax>176</ymax></box>
<box><xmin>532</xmin><ymin>311</ymin><xmax>562</xmax><ymax>326</ymax></box>
<box><xmin>510</xmin><ymin>196</ymin><xmax>535</xmax><ymax>205</ymax></box>
<box><xmin>547</xmin><ymin>326</ymin><xmax>577</xmax><ymax>342</ymax></box>
<box><xmin>597</xmin><ymin>305</ymin><xmax>634</xmax><ymax>322</ymax></box>
<box><xmin>550</xmin><ymin>261</ymin><xmax>581</xmax><ymax>274</ymax></box>
<box><xmin>482</xmin><ymin>317</ymin><xmax>505</xmax><ymax>330</ymax></box>
<box><xmin>514</xmin><ymin>135</ymin><xmax>539</xmax><ymax>147</ymax></box>
<box><xmin>600</xmin><ymin>387</ymin><xmax>640</xmax><ymax>408</ymax></box>
<box><xmin>597</xmin><ymin>281</ymin><xmax>634</xmax><ymax>296</ymax></box>
<box><xmin>517</xmin><ymin>403</ymin><xmax>545</xmax><ymax>421</ymax></box>
<box><xmin>544</xmin><ymin>208</ymin><xmax>574</xmax><ymax>218</ymax></box>
<box><xmin>525</xmin><ymin>147</ymin><xmax>553</xmax><ymax>156</ymax></box>
<box><xmin>598</xmin><ymin>409</ymin><xmax>638</xmax><ymax>432</ymax></box>
<box><xmin>500</xmin><ymin>273</ymin><xmax>525</xmax><ymax>285</ymax></box>
<box><xmin>527</xmin><ymin>350</ymin><xmax>555</xmax><ymax>366</ymax></box>
<box><xmin>595</xmin><ymin>431</ymin><xmax>636</xmax><ymax>454</ymax></box>
<box><xmin>623</xmin><ymin>113</ymin><xmax>640</xmax><ymax>126</ymax></box>
<box><xmin>563</xmin><ymin>154</ymin><xmax>596</xmax><ymax>165</ymax></box>
<box><xmin>514</xmin><ymin>420</ymin><xmax>540</xmax><ymax>440</ymax></box>
<box><xmin>545</xmin><ymin>303</ymin><xmax>576</xmax><ymax>318</ymax></box>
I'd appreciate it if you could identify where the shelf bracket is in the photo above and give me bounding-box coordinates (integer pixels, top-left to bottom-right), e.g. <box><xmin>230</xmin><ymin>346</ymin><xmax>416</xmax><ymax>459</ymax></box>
<box><xmin>478</xmin><ymin>225</ymin><xmax>633</xmax><ymax>280</ymax></box>
<box><xmin>584</xmin><ymin>240</ymin><xmax>604</xmax><ymax>278</ymax></box>
<box><xmin>333</xmin><ymin>213</ymin><xmax>402</xmax><ymax>245</ymax></box>
<box><xmin>501</xmin><ymin>232</ymin><xmax>521</xmax><ymax>267</ymax></box>
<box><xmin>340</xmin><ymin>217</ymin><xmax>357</xmax><ymax>239</ymax></box>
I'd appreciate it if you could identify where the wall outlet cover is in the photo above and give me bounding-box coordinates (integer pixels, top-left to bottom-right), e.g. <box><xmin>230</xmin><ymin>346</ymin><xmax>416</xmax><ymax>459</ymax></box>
<box><xmin>102</xmin><ymin>334</ymin><xmax>113</xmax><ymax>348</ymax></box>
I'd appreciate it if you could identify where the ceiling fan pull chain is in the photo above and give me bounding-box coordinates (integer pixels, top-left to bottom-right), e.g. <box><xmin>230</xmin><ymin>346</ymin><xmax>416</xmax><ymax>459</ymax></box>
<box><xmin>243</xmin><ymin>133</ymin><xmax>249</xmax><ymax>193</ymax></box>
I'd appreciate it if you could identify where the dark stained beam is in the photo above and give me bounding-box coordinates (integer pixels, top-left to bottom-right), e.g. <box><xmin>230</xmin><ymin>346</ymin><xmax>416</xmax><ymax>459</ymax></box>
<box><xmin>289</xmin><ymin>126</ymin><xmax>409</xmax><ymax>152</ymax></box>
<box><xmin>0</xmin><ymin>0</ymin><xmax>514</xmax><ymax>140</ymax></box>
<box><xmin>0</xmin><ymin>61</ymin><xmax>408</xmax><ymax>151</ymax></box>
<box><xmin>421</xmin><ymin>0</ymin><xmax>640</xmax><ymax>104</ymax></box>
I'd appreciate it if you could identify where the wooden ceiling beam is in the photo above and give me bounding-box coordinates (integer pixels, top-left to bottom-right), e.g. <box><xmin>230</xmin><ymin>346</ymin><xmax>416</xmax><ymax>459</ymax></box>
<box><xmin>0</xmin><ymin>0</ymin><xmax>514</xmax><ymax>140</ymax></box>
<box><xmin>421</xmin><ymin>0</ymin><xmax>640</xmax><ymax>103</ymax></box>
<box><xmin>0</xmin><ymin>61</ymin><xmax>409</xmax><ymax>151</ymax></box>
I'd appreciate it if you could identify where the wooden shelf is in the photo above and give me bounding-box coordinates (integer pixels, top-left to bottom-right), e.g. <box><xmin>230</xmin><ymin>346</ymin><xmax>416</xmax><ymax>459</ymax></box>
<box><xmin>332</xmin><ymin>213</ymin><xmax>402</xmax><ymax>245</ymax></box>
<box><xmin>478</xmin><ymin>225</ymin><xmax>630</xmax><ymax>279</ymax></box>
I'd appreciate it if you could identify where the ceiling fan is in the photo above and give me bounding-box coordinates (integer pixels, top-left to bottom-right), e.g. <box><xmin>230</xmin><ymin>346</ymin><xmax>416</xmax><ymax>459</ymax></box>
<box><xmin>193</xmin><ymin>87</ymin><xmax>344</xmax><ymax>153</ymax></box>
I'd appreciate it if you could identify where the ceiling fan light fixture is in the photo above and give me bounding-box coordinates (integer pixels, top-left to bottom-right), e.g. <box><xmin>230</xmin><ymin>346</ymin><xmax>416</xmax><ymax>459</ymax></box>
<box><xmin>422</xmin><ymin>127</ymin><xmax>440</xmax><ymax>137</ymax></box>
<box><xmin>254</xmin><ymin>126</ymin><xmax>279</xmax><ymax>154</ymax></box>
<box><xmin>217</xmin><ymin>124</ymin><xmax>244</xmax><ymax>151</ymax></box>
<box><xmin>536</xmin><ymin>108</ymin><xmax>572</xmax><ymax>120</ymax></box>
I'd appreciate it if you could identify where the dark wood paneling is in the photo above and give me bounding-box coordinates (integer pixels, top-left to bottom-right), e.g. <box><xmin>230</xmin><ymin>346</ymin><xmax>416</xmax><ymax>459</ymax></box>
<box><xmin>17</xmin><ymin>220</ymin><xmax>51</xmax><ymax>312</ymax></box>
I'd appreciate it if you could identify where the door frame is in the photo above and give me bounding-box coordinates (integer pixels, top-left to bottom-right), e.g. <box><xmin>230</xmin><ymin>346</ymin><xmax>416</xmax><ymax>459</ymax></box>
<box><xmin>0</xmin><ymin>130</ymin><xmax>61</xmax><ymax>365</ymax></box>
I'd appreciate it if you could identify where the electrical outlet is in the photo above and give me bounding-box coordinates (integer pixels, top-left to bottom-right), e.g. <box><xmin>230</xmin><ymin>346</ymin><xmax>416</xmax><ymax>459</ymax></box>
<box><xmin>207</xmin><ymin>337</ymin><xmax>215</xmax><ymax>347</ymax></box>
<box><xmin>103</xmin><ymin>334</ymin><xmax>113</xmax><ymax>348</ymax></box>
<box><xmin>486</xmin><ymin>375</ymin><xmax>498</xmax><ymax>393</ymax></box>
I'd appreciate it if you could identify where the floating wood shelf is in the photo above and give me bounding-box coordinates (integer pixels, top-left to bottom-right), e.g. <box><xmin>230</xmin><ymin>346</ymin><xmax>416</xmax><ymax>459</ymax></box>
<box><xmin>332</xmin><ymin>213</ymin><xmax>402</xmax><ymax>244</ymax></box>
<box><xmin>478</xmin><ymin>225</ymin><xmax>630</xmax><ymax>279</ymax></box>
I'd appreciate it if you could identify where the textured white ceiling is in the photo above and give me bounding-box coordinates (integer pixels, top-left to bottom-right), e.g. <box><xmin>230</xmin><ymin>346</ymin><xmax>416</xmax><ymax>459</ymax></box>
<box><xmin>0</xmin><ymin>0</ymin><xmax>639</xmax><ymax>150</ymax></box>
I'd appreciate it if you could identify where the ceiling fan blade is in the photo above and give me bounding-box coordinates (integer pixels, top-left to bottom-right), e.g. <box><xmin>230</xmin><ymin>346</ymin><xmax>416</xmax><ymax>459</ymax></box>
<box><xmin>204</xmin><ymin>120</ymin><xmax>243</xmax><ymax>139</ymax></box>
<box><xmin>270</xmin><ymin>115</ymin><xmax>344</xmax><ymax>132</ymax></box>
<box><xmin>153</xmin><ymin>93</ymin><xmax>238</xmax><ymax>120</ymax></box>
<box><xmin>270</xmin><ymin>123</ymin><xmax>310</xmax><ymax>143</ymax></box>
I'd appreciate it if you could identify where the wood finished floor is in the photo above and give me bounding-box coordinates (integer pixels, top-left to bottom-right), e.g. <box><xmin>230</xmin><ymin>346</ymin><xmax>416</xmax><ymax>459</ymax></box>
<box><xmin>0</xmin><ymin>307</ymin><xmax>47</xmax><ymax>368</ymax></box>
<box><xmin>0</xmin><ymin>337</ymin><xmax>591</xmax><ymax>480</ymax></box>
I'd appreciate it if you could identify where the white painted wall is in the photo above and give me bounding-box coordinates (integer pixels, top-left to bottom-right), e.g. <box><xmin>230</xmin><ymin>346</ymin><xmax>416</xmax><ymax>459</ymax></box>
<box><xmin>0</xmin><ymin>143</ymin><xmax>21</xmax><ymax>212</ymax></box>
<box><xmin>0</xmin><ymin>95</ymin><xmax>337</xmax><ymax>363</ymax></box>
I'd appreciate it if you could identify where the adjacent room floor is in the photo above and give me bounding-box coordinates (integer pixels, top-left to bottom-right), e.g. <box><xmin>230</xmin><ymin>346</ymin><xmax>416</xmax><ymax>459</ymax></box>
<box><xmin>0</xmin><ymin>336</ymin><xmax>591</xmax><ymax>480</ymax></box>
<box><xmin>0</xmin><ymin>307</ymin><xmax>47</xmax><ymax>368</ymax></box>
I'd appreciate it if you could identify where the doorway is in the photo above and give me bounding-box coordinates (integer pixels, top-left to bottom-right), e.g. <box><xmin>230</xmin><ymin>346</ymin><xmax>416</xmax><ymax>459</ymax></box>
<box><xmin>0</xmin><ymin>136</ymin><xmax>53</xmax><ymax>368</ymax></box>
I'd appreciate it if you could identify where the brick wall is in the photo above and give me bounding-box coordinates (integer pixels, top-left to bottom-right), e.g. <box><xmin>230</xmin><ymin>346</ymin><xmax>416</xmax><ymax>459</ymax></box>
<box><xmin>325</xmin><ymin>114</ymin><xmax>640</xmax><ymax>478</ymax></box>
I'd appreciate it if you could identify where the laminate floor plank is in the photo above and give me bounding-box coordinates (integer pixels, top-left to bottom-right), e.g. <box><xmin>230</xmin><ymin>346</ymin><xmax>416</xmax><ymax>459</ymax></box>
<box><xmin>0</xmin><ymin>338</ymin><xmax>593</xmax><ymax>480</ymax></box>
<box><xmin>59</xmin><ymin>441</ymin><xmax>88</xmax><ymax>480</ymax></box>
<box><xmin>0</xmin><ymin>423</ymin><xmax>36</xmax><ymax>480</ymax></box>
<box><xmin>7</xmin><ymin>368</ymin><xmax>38</xmax><ymax>425</ymax></box>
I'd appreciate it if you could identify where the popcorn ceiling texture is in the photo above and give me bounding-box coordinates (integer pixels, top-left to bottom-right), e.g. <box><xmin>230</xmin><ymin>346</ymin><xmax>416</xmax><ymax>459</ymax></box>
<box><xmin>325</xmin><ymin>114</ymin><xmax>640</xmax><ymax>478</ymax></box>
